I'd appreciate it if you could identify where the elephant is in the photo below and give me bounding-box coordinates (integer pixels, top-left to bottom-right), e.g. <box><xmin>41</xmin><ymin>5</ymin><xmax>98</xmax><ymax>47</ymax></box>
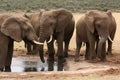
<box><xmin>24</xmin><ymin>12</ymin><xmax>48</xmax><ymax>55</ymax></box>
<box><xmin>0</xmin><ymin>14</ymin><xmax>42</xmax><ymax>72</ymax></box>
<box><xmin>39</xmin><ymin>8</ymin><xmax>75</xmax><ymax>71</ymax></box>
<box><xmin>75</xmin><ymin>10</ymin><xmax>114</xmax><ymax>62</ymax></box>
<box><xmin>35</xmin><ymin>8</ymin><xmax>75</xmax><ymax>71</ymax></box>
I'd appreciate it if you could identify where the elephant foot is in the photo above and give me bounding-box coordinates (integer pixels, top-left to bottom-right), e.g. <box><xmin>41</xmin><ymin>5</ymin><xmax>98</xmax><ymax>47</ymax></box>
<box><xmin>5</xmin><ymin>66</ymin><xmax>11</xmax><ymax>72</ymax></box>
<box><xmin>100</xmin><ymin>58</ymin><xmax>107</xmax><ymax>62</ymax></box>
<box><xmin>47</xmin><ymin>57</ymin><xmax>55</xmax><ymax>71</ymax></box>
<box><xmin>85</xmin><ymin>56</ymin><xmax>90</xmax><ymax>60</ymax></box>
<box><xmin>106</xmin><ymin>51</ymin><xmax>113</xmax><ymax>55</ymax></box>
<box><xmin>89</xmin><ymin>58</ymin><xmax>99</xmax><ymax>63</ymax></box>
<box><xmin>0</xmin><ymin>68</ymin><xmax>4</xmax><ymax>72</ymax></box>
<box><xmin>64</xmin><ymin>53</ymin><xmax>69</xmax><ymax>58</ymax></box>
<box><xmin>48</xmin><ymin>61</ymin><xmax>54</xmax><ymax>71</ymax></box>
<box><xmin>58</xmin><ymin>57</ymin><xmax>65</xmax><ymax>71</ymax></box>
<box><xmin>26</xmin><ymin>52</ymin><xmax>33</xmax><ymax>55</ymax></box>
<box><xmin>85</xmin><ymin>57</ymin><xmax>89</xmax><ymax>60</ymax></box>
<box><xmin>80</xmin><ymin>54</ymin><xmax>84</xmax><ymax>56</ymax></box>
<box><xmin>58</xmin><ymin>61</ymin><xmax>64</xmax><ymax>71</ymax></box>
<box><xmin>74</xmin><ymin>58</ymin><xmax>79</xmax><ymax>62</ymax></box>
<box><xmin>97</xmin><ymin>54</ymin><xmax>101</xmax><ymax>59</ymax></box>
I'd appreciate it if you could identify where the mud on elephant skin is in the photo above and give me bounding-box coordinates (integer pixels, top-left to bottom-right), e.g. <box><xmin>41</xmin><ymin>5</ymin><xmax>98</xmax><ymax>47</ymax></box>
<box><xmin>75</xmin><ymin>10</ymin><xmax>115</xmax><ymax>62</ymax></box>
<box><xmin>35</xmin><ymin>8</ymin><xmax>75</xmax><ymax>71</ymax></box>
<box><xmin>0</xmin><ymin>14</ymin><xmax>42</xmax><ymax>72</ymax></box>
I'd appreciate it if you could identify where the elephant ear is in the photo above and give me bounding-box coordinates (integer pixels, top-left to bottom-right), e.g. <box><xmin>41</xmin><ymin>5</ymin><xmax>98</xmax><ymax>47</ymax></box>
<box><xmin>1</xmin><ymin>17</ymin><xmax>22</xmax><ymax>42</ymax></box>
<box><xmin>54</xmin><ymin>9</ymin><xmax>72</xmax><ymax>32</ymax></box>
<box><xmin>106</xmin><ymin>10</ymin><xmax>112</xmax><ymax>17</ymax></box>
<box><xmin>85</xmin><ymin>11</ymin><xmax>95</xmax><ymax>33</ymax></box>
<box><xmin>24</xmin><ymin>13</ymin><xmax>31</xmax><ymax>19</ymax></box>
<box><xmin>56</xmin><ymin>15</ymin><xmax>67</xmax><ymax>32</ymax></box>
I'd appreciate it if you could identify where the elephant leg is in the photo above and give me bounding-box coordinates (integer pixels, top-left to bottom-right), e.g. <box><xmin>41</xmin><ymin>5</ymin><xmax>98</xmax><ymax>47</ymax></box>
<box><xmin>107</xmin><ymin>40</ymin><xmax>112</xmax><ymax>55</ymax></box>
<box><xmin>96</xmin><ymin>38</ymin><xmax>99</xmax><ymax>55</ymax></box>
<box><xmin>75</xmin><ymin>37</ymin><xmax>82</xmax><ymax>62</ymax></box>
<box><xmin>64</xmin><ymin>41</ymin><xmax>70</xmax><ymax>58</ymax></box>
<box><xmin>107</xmin><ymin>34</ymin><xmax>114</xmax><ymax>55</ymax></box>
<box><xmin>5</xmin><ymin>40</ymin><xmax>14</xmax><ymax>72</ymax></box>
<box><xmin>0</xmin><ymin>47</ymin><xmax>8</xmax><ymax>71</ymax></box>
<box><xmin>47</xmin><ymin>40</ymin><xmax>55</xmax><ymax>71</ymax></box>
<box><xmin>33</xmin><ymin>44</ymin><xmax>37</xmax><ymax>54</ymax></box>
<box><xmin>0</xmin><ymin>40</ymin><xmax>9</xmax><ymax>71</ymax></box>
<box><xmin>64</xmin><ymin>31</ymin><xmax>73</xmax><ymax>58</ymax></box>
<box><xmin>26</xmin><ymin>43</ymin><xmax>32</xmax><ymax>55</ymax></box>
<box><xmin>32</xmin><ymin>44</ymin><xmax>40</xmax><ymax>55</ymax></box>
<box><xmin>101</xmin><ymin>42</ymin><xmax>106</xmax><ymax>61</ymax></box>
<box><xmin>89</xmin><ymin>42</ymin><xmax>96</xmax><ymax>62</ymax></box>
<box><xmin>85</xmin><ymin>42</ymin><xmax>90</xmax><ymax>60</ymax></box>
<box><xmin>88</xmin><ymin>34</ymin><xmax>96</xmax><ymax>62</ymax></box>
<box><xmin>57</xmin><ymin>33</ymin><xmax>64</xmax><ymax>71</ymax></box>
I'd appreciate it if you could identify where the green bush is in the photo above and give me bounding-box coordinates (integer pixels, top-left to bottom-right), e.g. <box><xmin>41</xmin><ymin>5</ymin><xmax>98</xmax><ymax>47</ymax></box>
<box><xmin>0</xmin><ymin>0</ymin><xmax>120</xmax><ymax>12</ymax></box>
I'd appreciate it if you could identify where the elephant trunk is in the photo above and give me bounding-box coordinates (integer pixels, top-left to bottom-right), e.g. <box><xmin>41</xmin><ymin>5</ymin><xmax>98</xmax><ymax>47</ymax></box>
<box><xmin>39</xmin><ymin>44</ymin><xmax>45</xmax><ymax>63</ymax></box>
<box><xmin>97</xmin><ymin>37</ymin><xmax>107</xmax><ymax>58</ymax></box>
<box><xmin>38</xmin><ymin>35</ymin><xmax>53</xmax><ymax>63</ymax></box>
<box><xmin>38</xmin><ymin>34</ymin><xmax>46</xmax><ymax>63</ymax></box>
<box><xmin>38</xmin><ymin>29</ymin><xmax>50</xmax><ymax>63</ymax></box>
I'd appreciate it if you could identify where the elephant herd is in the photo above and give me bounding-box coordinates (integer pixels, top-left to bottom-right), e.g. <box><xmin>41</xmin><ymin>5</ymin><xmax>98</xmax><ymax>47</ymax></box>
<box><xmin>0</xmin><ymin>8</ymin><xmax>116</xmax><ymax>72</ymax></box>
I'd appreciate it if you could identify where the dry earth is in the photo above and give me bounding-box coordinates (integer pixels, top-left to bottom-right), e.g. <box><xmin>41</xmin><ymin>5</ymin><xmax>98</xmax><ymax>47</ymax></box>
<box><xmin>0</xmin><ymin>12</ymin><xmax>120</xmax><ymax>80</ymax></box>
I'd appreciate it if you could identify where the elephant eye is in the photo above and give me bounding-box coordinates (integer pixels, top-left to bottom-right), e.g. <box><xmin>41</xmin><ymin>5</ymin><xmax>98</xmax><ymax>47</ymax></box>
<box><xmin>25</xmin><ymin>27</ymin><xmax>31</xmax><ymax>32</ymax></box>
<box><xmin>50</xmin><ymin>22</ymin><xmax>53</xmax><ymax>26</ymax></box>
<box><xmin>50</xmin><ymin>22</ymin><xmax>54</xmax><ymax>26</ymax></box>
<box><xmin>96</xmin><ymin>24</ymin><xmax>101</xmax><ymax>28</ymax></box>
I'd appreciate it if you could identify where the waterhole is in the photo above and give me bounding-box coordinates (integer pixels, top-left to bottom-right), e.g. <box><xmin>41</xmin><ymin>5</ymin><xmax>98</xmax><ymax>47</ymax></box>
<box><xmin>11</xmin><ymin>57</ymin><xmax>59</xmax><ymax>72</ymax></box>
<box><xmin>11</xmin><ymin>55</ymin><xmax>117</xmax><ymax>72</ymax></box>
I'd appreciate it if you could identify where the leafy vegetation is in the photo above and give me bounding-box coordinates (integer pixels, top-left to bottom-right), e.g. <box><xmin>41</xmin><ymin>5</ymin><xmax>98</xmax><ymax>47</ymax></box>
<box><xmin>0</xmin><ymin>0</ymin><xmax>120</xmax><ymax>12</ymax></box>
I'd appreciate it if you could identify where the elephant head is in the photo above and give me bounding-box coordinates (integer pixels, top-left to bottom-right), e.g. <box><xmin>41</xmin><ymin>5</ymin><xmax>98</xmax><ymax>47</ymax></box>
<box><xmin>85</xmin><ymin>10</ymin><xmax>113</xmax><ymax>58</ymax></box>
<box><xmin>0</xmin><ymin>16</ymin><xmax>42</xmax><ymax>45</ymax></box>
<box><xmin>39</xmin><ymin>9</ymin><xmax>73</xmax><ymax>43</ymax></box>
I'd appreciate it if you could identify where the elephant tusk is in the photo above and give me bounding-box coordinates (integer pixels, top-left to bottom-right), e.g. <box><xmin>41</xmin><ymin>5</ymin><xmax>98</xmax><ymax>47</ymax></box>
<box><xmin>108</xmin><ymin>36</ymin><xmax>113</xmax><ymax>43</ymax></box>
<box><xmin>99</xmin><ymin>36</ymin><xmax>101</xmax><ymax>40</ymax></box>
<box><xmin>47</xmin><ymin>35</ymin><xmax>53</xmax><ymax>44</ymax></box>
<box><xmin>33</xmin><ymin>40</ymin><xmax>44</xmax><ymax>45</ymax></box>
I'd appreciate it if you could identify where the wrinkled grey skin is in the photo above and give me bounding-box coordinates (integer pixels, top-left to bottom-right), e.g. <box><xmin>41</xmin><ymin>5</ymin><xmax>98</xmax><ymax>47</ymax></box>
<box><xmin>38</xmin><ymin>9</ymin><xmax>75</xmax><ymax>71</ymax></box>
<box><xmin>0</xmin><ymin>14</ymin><xmax>39</xmax><ymax>72</ymax></box>
<box><xmin>75</xmin><ymin>10</ymin><xmax>113</xmax><ymax>62</ymax></box>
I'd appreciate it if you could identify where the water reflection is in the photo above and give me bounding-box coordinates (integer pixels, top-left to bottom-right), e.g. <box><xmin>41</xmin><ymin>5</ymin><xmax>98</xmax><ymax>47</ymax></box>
<box><xmin>11</xmin><ymin>57</ymin><xmax>59</xmax><ymax>72</ymax></box>
<box><xmin>24</xmin><ymin>67</ymin><xmax>37</xmax><ymax>72</ymax></box>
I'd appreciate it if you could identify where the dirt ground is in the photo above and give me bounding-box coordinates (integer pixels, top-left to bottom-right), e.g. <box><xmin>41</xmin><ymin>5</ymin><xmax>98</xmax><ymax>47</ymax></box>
<box><xmin>1</xmin><ymin>12</ymin><xmax>120</xmax><ymax>80</ymax></box>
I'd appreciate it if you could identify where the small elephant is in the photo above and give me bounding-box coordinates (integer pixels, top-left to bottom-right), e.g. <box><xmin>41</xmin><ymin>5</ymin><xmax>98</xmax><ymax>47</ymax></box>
<box><xmin>37</xmin><ymin>8</ymin><xmax>75</xmax><ymax>71</ymax></box>
<box><xmin>75</xmin><ymin>10</ymin><xmax>114</xmax><ymax>62</ymax></box>
<box><xmin>0</xmin><ymin>14</ymin><xmax>42</xmax><ymax>72</ymax></box>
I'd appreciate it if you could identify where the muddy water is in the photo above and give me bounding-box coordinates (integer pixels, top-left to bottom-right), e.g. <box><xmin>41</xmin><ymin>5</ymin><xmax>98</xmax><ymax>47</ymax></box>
<box><xmin>11</xmin><ymin>57</ymin><xmax>59</xmax><ymax>72</ymax></box>
<box><xmin>11</xmin><ymin>55</ymin><xmax>118</xmax><ymax>72</ymax></box>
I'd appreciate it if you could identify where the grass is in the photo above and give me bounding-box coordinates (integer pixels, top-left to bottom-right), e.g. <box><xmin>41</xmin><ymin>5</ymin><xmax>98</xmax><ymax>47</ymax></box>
<box><xmin>0</xmin><ymin>0</ymin><xmax>120</xmax><ymax>12</ymax></box>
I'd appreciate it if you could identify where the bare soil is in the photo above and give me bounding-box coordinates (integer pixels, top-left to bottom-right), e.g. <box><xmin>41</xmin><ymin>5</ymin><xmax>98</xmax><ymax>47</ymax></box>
<box><xmin>0</xmin><ymin>12</ymin><xmax>120</xmax><ymax>80</ymax></box>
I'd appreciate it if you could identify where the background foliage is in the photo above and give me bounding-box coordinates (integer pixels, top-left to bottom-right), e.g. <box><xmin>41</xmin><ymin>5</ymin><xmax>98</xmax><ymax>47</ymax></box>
<box><xmin>0</xmin><ymin>0</ymin><xmax>120</xmax><ymax>12</ymax></box>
